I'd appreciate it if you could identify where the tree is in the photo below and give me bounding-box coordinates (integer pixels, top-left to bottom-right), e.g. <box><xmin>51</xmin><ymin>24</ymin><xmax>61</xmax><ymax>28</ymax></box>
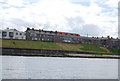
<box><xmin>27</xmin><ymin>27</ymin><xmax>30</xmax><ymax>30</ymax></box>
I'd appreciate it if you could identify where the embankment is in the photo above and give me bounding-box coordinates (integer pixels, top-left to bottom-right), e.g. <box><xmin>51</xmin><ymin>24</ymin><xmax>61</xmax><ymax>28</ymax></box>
<box><xmin>2</xmin><ymin>39</ymin><xmax>110</xmax><ymax>53</ymax></box>
<box><xmin>1</xmin><ymin>47</ymin><xmax>120</xmax><ymax>59</ymax></box>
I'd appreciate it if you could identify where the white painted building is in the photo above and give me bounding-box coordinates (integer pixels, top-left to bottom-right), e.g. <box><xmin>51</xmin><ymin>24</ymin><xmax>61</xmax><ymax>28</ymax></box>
<box><xmin>0</xmin><ymin>28</ymin><xmax>26</xmax><ymax>40</ymax></box>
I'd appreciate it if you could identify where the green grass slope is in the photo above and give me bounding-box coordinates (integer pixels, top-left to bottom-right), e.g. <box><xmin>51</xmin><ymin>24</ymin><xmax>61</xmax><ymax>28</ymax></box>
<box><xmin>80</xmin><ymin>44</ymin><xmax>109</xmax><ymax>53</ymax></box>
<box><xmin>107</xmin><ymin>48</ymin><xmax>120</xmax><ymax>54</ymax></box>
<box><xmin>1</xmin><ymin>39</ymin><xmax>110</xmax><ymax>53</ymax></box>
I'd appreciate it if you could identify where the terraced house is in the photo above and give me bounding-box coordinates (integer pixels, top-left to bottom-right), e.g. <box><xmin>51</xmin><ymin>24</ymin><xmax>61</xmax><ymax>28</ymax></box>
<box><xmin>26</xmin><ymin>28</ymin><xmax>120</xmax><ymax>49</ymax></box>
<box><xmin>1</xmin><ymin>28</ymin><xmax>120</xmax><ymax>49</ymax></box>
<box><xmin>26</xmin><ymin>28</ymin><xmax>80</xmax><ymax>43</ymax></box>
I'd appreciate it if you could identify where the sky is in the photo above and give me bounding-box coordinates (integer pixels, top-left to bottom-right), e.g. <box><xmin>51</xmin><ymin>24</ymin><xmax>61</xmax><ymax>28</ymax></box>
<box><xmin>0</xmin><ymin>0</ymin><xmax>119</xmax><ymax>38</ymax></box>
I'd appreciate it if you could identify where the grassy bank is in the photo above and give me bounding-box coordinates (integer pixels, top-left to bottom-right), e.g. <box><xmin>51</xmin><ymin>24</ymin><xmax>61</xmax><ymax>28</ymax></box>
<box><xmin>108</xmin><ymin>48</ymin><xmax>120</xmax><ymax>54</ymax></box>
<box><xmin>1</xmin><ymin>39</ymin><xmax>113</xmax><ymax>53</ymax></box>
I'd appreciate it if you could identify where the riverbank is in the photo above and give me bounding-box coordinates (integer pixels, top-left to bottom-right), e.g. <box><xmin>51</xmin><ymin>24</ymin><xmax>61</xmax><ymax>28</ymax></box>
<box><xmin>1</xmin><ymin>39</ymin><xmax>120</xmax><ymax>59</ymax></box>
<box><xmin>1</xmin><ymin>53</ymin><xmax>120</xmax><ymax>59</ymax></box>
<box><xmin>2</xmin><ymin>39</ymin><xmax>111</xmax><ymax>53</ymax></box>
<box><xmin>66</xmin><ymin>54</ymin><xmax>120</xmax><ymax>59</ymax></box>
<box><xmin>1</xmin><ymin>47</ymin><xmax>120</xmax><ymax>59</ymax></box>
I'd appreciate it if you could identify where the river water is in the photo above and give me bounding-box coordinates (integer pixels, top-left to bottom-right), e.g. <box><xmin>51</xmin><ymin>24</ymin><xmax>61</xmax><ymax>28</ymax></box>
<box><xmin>0</xmin><ymin>56</ymin><xmax>118</xmax><ymax>79</ymax></box>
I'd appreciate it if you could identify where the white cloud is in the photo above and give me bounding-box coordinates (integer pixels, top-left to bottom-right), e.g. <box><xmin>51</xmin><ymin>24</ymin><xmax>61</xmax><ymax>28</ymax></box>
<box><xmin>0</xmin><ymin>0</ymin><xmax>118</xmax><ymax>38</ymax></box>
<box><xmin>104</xmin><ymin>0</ymin><xmax>119</xmax><ymax>8</ymax></box>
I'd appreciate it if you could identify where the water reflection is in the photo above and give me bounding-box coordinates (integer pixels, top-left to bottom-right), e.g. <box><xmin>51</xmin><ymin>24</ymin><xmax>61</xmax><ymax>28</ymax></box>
<box><xmin>2</xmin><ymin>56</ymin><xmax>118</xmax><ymax>79</ymax></box>
<box><xmin>2</xmin><ymin>56</ymin><xmax>26</xmax><ymax>79</ymax></box>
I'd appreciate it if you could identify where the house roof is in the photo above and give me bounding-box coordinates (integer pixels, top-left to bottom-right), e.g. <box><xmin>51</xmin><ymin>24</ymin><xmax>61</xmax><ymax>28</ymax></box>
<box><xmin>57</xmin><ymin>32</ymin><xmax>80</xmax><ymax>36</ymax></box>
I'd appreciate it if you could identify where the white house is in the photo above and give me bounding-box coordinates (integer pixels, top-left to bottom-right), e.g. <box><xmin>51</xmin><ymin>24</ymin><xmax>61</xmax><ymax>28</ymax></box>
<box><xmin>0</xmin><ymin>28</ymin><xmax>26</xmax><ymax>40</ymax></box>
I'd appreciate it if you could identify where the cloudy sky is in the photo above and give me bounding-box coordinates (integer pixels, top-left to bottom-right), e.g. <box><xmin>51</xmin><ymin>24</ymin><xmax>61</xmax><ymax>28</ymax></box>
<box><xmin>0</xmin><ymin>0</ymin><xmax>119</xmax><ymax>37</ymax></box>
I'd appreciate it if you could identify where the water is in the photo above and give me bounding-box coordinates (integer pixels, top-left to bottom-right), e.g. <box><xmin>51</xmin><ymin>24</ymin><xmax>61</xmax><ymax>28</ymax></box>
<box><xmin>1</xmin><ymin>56</ymin><xmax>118</xmax><ymax>79</ymax></box>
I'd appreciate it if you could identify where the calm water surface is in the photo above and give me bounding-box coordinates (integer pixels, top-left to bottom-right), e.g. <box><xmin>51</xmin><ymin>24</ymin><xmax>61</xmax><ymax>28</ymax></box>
<box><xmin>1</xmin><ymin>56</ymin><xmax>118</xmax><ymax>79</ymax></box>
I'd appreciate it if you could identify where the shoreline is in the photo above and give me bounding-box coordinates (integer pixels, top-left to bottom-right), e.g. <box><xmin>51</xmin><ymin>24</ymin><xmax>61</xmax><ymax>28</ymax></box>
<box><xmin>2</xmin><ymin>47</ymin><xmax>120</xmax><ymax>59</ymax></box>
<box><xmin>1</xmin><ymin>53</ymin><xmax>120</xmax><ymax>59</ymax></box>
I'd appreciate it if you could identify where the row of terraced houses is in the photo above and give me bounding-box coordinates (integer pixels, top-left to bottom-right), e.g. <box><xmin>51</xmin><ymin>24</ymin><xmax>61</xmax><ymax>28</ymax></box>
<box><xmin>0</xmin><ymin>28</ymin><xmax>120</xmax><ymax>49</ymax></box>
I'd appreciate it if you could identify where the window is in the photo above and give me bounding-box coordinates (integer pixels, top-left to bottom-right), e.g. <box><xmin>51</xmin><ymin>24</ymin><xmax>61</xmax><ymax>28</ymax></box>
<box><xmin>2</xmin><ymin>31</ymin><xmax>7</xmax><ymax>37</ymax></box>
<box><xmin>9</xmin><ymin>32</ymin><xmax>14</xmax><ymax>37</ymax></box>
<box><xmin>16</xmin><ymin>33</ymin><xmax>18</xmax><ymax>35</ymax></box>
<box><xmin>37</xmin><ymin>34</ymin><xmax>40</xmax><ymax>37</ymax></box>
<box><xmin>35</xmin><ymin>38</ymin><xmax>37</xmax><ymax>40</ymax></box>
<box><xmin>72</xmin><ymin>38</ymin><xmax>78</xmax><ymax>41</ymax></box>
<box><xmin>48</xmin><ymin>35</ymin><xmax>54</xmax><ymax>38</ymax></box>
<box><xmin>43</xmin><ymin>35</ymin><xmax>45</xmax><ymax>37</ymax></box>
<box><xmin>32</xmin><ymin>38</ymin><xmax>34</xmax><ymax>40</ymax></box>
<box><xmin>63</xmin><ymin>37</ymin><xmax>72</xmax><ymax>40</ymax></box>
<box><xmin>30</xmin><ymin>33</ymin><xmax>36</xmax><ymax>37</ymax></box>
<box><xmin>20</xmin><ymin>33</ymin><xmax>22</xmax><ymax>35</ymax></box>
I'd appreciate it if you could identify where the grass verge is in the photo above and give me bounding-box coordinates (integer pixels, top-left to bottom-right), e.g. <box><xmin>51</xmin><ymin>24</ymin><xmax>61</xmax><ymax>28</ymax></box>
<box><xmin>1</xmin><ymin>39</ymin><xmax>111</xmax><ymax>53</ymax></box>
